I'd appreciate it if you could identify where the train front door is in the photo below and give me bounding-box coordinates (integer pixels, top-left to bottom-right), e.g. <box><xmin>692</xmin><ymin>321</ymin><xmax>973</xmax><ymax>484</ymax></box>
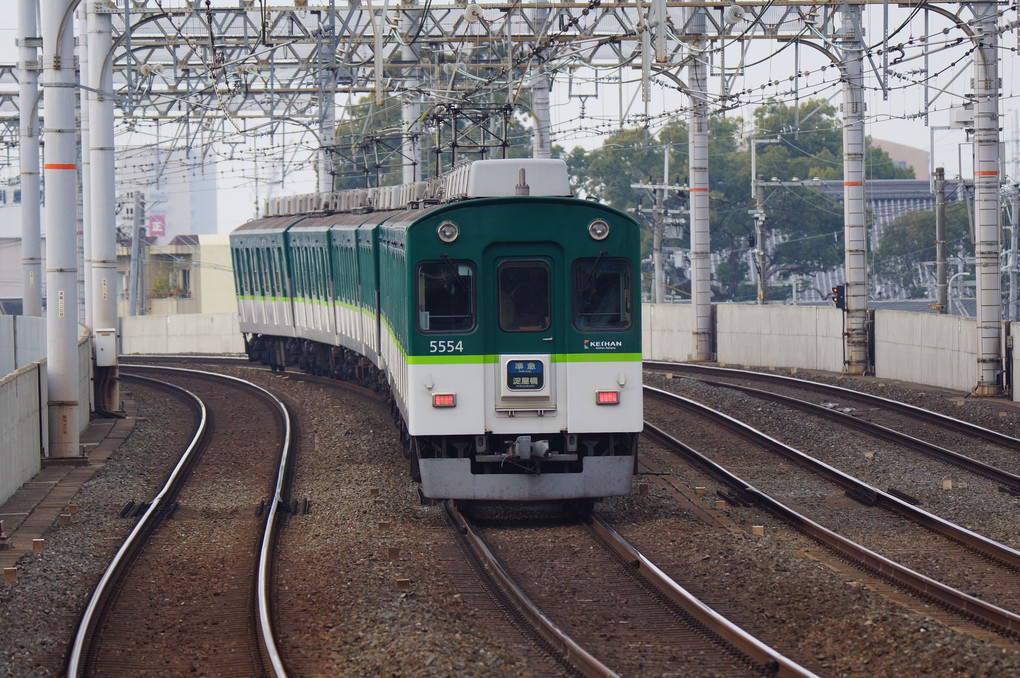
<box><xmin>486</xmin><ymin>245</ymin><xmax>563</xmax><ymax>414</ymax></box>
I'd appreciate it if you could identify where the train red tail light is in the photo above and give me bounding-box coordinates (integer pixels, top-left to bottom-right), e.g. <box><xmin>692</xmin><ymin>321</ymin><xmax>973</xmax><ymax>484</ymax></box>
<box><xmin>596</xmin><ymin>390</ymin><xmax>620</xmax><ymax>405</ymax></box>
<box><xmin>432</xmin><ymin>393</ymin><xmax>457</xmax><ymax>408</ymax></box>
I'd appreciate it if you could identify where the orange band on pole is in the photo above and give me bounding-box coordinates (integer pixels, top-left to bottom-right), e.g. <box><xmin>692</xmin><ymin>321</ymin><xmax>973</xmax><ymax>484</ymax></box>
<box><xmin>975</xmin><ymin>170</ymin><xmax>999</xmax><ymax>176</ymax></box>
<box><xmin>844</xmin><ymin>181</ymin><xmax>863</xmax><ymax>186</ymax></box>
<box><xmin>689</xmin><ymin>187</ymin><xmax>709</xmax><ymax>192</ymax></box>
<box><xmin>45</xmin><ymin>163</ymin><xmax>77</xmax><ymax>170</ymax></box>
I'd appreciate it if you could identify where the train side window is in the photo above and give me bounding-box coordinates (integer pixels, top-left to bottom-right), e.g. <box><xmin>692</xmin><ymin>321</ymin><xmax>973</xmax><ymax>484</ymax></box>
<box><xmin>417</xmin><ymin>259</ymin><xmax>475</xmax><ymax>333</ymax></box>
<box><xmin>573</xmin><ymin>257</ymin><xmax>632</xmax><ymax>330</ymax></box>
<box><xmin>499</xmin><ymin>262</ymin><xmax>550</xmax><ymax>332</ymax></box>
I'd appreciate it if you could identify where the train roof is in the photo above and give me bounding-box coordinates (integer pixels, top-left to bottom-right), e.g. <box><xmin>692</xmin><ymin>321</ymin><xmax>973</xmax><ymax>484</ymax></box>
<box><xmin>231</xmin><ymin>214</ymin><xmax>308</xmax><ymax>235</ymax></box>
<box><xmin>262</xmin><ymin>158</ymin><xmax>571</xmax><ymax>219</ymax></box>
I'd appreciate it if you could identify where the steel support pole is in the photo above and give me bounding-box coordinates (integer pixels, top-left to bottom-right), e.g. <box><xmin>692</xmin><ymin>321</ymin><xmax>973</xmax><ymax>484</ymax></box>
<box><xmin>970</xmin><ymin>2</ymin><xmax>1002</xmax><ymax>395</ymax></box>
<box><xmin>42</xmin><ymin>0</ymin><xmax>80</xmax><ymax>457</ymax></box>
<box><xmin>688</xmin><ymin>7</ymin><xmax>711</xmax><ymax>360</ymax></box>
<box><xmin>839</xmin><ymin>5</ymin><xmax>869</xmax><ymax>375</ymax></box>
<box><xmin>89</xmin><ymin>1</ymin><xmax>119</xmax><ymax>412</ymax></box>
<box><xmin>19</xmin><ymin>0</ymin><xmax>42</xmax><ymax>317</ymax></box>
<box><xmin>935</xmin><ymin>167</ymin><xmax>948</xmax><ymax>313</ymax></box>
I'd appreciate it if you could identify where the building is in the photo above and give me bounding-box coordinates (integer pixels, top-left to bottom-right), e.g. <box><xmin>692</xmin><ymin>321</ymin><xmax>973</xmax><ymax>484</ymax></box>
<box><xmin>116</xmin><ymin>148</ymin><xmax>219</xmax><ymax>245</ymax></box>
<box><xmin>116</xmin><ymin>234</ymin><xmax>237</xmax><ymax>317</ymax></box>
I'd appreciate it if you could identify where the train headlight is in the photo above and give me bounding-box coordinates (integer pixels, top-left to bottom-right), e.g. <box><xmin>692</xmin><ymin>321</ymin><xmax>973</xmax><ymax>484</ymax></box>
<box><xmin>588</xmin><ymin>219</ymin><xmax>610</xmax><ymax>241</ymax></box>
<box><xmin>596</xmin><ymin>390</ymin><xmax>620</xmax><ymax>405</ymax></box>
<box><xmin>437</xmin><ymin>221</ymin><xmax>460</xmax><ymax>243</ymax></box>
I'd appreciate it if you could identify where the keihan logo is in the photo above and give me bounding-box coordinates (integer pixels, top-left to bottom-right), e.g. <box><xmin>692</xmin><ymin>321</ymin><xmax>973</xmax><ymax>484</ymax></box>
<box><xmin>584</xmin><ymin>339</ymin><xmax>623</xmax><ymax>350</ymax></box>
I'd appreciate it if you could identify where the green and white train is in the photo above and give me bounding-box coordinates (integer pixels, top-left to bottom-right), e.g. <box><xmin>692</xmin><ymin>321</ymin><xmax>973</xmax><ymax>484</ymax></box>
<box><xmin>230</xmin><ymin>158</ymin><xmax>642</xmax><ymax>503</ymax></box>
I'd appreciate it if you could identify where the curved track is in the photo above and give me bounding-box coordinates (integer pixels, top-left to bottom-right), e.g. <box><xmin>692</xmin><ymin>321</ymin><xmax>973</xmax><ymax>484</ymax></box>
<box><xmin>68</xmin><ymin>367</ymin><xmax>293</xmax><ymax>678</ymax></box>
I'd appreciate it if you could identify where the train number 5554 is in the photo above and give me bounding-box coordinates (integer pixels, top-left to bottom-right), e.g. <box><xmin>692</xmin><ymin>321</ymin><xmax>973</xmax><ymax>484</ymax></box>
<box><xmin>429</xmin><ymin>340</ymin><xmax>464</xmax><ymax>353</ymax></box>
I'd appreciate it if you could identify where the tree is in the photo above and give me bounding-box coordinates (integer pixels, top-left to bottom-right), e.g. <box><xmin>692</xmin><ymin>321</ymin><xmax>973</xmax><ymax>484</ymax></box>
<box><xmin>566</xmin><ymin>98</ymin><xmax>919</xmax><ymax>301</ymax></box>
<box><xmin>874</xmin><ymin>201</ymin><xmax>972</xmax><ymax>298</ymax></box>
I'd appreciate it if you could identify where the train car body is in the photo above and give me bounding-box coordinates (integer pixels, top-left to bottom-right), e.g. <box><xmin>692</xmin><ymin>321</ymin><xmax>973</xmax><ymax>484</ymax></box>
<box><xmin>231</xmin><ymin>159</ymin><xmax>642</xmax><ymax>503</ymax></box>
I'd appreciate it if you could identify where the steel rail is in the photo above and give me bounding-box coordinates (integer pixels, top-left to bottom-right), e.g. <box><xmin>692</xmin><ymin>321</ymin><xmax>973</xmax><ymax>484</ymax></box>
<box><xmin>644</xmin><ymin>361</ymin><xmax>1020</xmax><ymax>449</ymax></box>
<box><xmin>67</xmin><ymin>373</ymin><xmax>208</xmax><ymax>677</ymax></box>
<box><xmin>642</xmin><ymin>390</ymin><xmax>1020</xmax><ymax>638</ymax></box>
<box><xmin>692</xmin><ymin>376</ymin><xmax>1020</xmax><ymax>492</ymax></box>
<box><xmin>587</xmin><ymin>514</ymin><xmax>821</xmax><ymax>678</ymax></box>
<box><xmin>444</xmin><ymin>502</ymin><xmax>619</xmax><ymax>678</ymax></box>
<box><xmin>67</xmin><ymin>366</ymin><xmax>292</xmax><ymax>678</ymax></box>
<box><xmin>645</xmin><ymin>385</ymin><xmax>1020</xmax><ymax>570</ymax></box>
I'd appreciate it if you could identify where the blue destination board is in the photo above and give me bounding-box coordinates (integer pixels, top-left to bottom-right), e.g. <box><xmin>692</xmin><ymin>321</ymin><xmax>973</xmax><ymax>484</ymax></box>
<box><xmin>507</xmin><ymin>360</ymin><xmax>544</xmax><ymax>390</ymax></box>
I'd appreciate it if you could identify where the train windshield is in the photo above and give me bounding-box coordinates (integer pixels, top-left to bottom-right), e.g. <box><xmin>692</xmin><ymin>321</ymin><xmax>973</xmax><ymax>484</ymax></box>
<box><xmin>573</xmin><ymin>257</ymin><xmax>633</xmax><ymax>330</ymax></box>
<box><xmin>498</xmin><ymin>261</ymin><xmax>551</xmax><ymax>332</ymax></box>
<box><xmin>417</xmin><ymin>259</ymin><xmax>476</xmax><ymax>332</ymax></box>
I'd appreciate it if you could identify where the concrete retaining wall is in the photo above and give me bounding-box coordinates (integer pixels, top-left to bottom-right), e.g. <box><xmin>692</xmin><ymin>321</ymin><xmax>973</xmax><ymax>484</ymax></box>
<box><xmin>0</xmin><ymin>324</ymin><xmax>94</xmax><ymax>506</ymax></box>
<box><xmin>642</xmin><ymin>303</ymin><xmax>1016</xmax><ymax>399</ymax></box>
<box><xmin>0</xmin><ymin>316</ymin><xmax>46</xmax><ymax>375</ymax></box>
<box><xmin>120</xmin><ymin>313</ymin><xmax>245</xmax><ymax>355</ymax></box>
<box><xmin>642</xmin><ymin>304</ymin><xmax>696</xmax><ymax>363</ymax></box>
<box><xmin>716</xmin><ymin>305</ymin><xmax>845</xmax><ymax>372</ymax></box>
<box><xmin>0</xmin><ymin>363</ymin><xmax>44</xmax><ymax>506</ymax></box>
<box><xmin>1014</xmin><ymin>322</ymin><xmax>1019</xmax><ymax>404</ymax></box>
<box><xmin>873</xmin><ymin>311</ymin><xmax>977</xmax><ymax>393</ymax></box>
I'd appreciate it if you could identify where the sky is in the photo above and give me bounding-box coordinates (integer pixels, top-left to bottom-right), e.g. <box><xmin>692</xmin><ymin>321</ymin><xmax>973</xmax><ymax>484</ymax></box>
<box><xmin>0</xmin><ymin>3</ymin><xmax>1018</xmax><ymax>234</ymax></box>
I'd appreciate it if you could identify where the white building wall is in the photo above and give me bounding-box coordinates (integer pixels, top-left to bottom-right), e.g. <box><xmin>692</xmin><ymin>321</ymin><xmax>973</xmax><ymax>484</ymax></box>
<box><xmin>874</xmin><ymin>310</ymin><xmax>976</xmax><ymax>392</ymax></box>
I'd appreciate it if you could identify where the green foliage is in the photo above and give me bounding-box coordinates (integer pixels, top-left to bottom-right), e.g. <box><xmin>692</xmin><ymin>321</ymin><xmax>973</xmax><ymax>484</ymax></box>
<box><xmin>568</xmin><ymin>98</ymin><xmax>916</xmax><ymax>301</ymax></box>
<box><xmin>874</xmin><ymin>201</ymin><xmax>972</xmax><ymax>297</ymax></box>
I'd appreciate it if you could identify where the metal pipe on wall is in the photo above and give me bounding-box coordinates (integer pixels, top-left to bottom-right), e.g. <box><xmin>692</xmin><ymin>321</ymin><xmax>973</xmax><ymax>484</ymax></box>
<box><xmin>79</xmin><ymin>6</ymin><xmax>91</xmax><ymax>330</ymax></box>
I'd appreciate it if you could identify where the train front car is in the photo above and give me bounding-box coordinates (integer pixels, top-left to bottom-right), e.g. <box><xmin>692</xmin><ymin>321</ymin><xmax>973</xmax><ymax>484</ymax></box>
<box><xmin>399</xmin><ymin>160</ymin><xmax>643</xmax><ymax>503</ymax></box>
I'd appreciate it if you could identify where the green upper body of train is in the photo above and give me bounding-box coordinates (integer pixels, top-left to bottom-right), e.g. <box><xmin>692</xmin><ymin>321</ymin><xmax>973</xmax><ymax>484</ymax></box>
<box><xmin>230</xmin><ymin>159</ymin><xmax>642</xmax><ymax>503</ymax></box>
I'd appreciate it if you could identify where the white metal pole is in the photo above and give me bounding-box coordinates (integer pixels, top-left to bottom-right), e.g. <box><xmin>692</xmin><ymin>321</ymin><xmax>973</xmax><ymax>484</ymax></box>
<box><xmin>79</xmin><ymin>6</ymin><xmax>91</xmax><ymax>329</ymax></box>
<box><xmin>19</xmin><ymin>0</ymin><xmax>42</xmax><ymax>317</ymax></box>
<box><xmin>89</xmin><ymin>0</ymin><xmax>120</xmax><ymax>412</ymax></box>
<box><xmin>688</xmin><ymin>7</ymin><xmax>712</xmax><ymax>360</ymax></box>
<box><xmin>401</xmin><ymin>2</ymin><xmax>421</xmax><ymax>183</ymax></box>
<box><xmin>839</xmin><ymin>5</ymin><xmax>869</xmax><ymax>375</ymax></box>
<box><xmin>970</xmin><ymin>2</ymin><xmax>1003</xmax><ymax>395</ymax></box>
<box><xmin>42</xmin><ymin>0</ymin><xmax>81</xmax><ymax>457</ymax></box>
<box><xmin>532</xmin><ymin>74</ymin><xmax>552</xmax><ymax>159</ymax></box>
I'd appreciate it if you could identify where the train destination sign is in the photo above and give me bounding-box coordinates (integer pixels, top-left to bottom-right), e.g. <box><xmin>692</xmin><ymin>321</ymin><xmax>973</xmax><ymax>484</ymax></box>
<box><xmin>507</xmin><ymin>360</ymin><xmax>544</xmax><ymax>390</ymax></box>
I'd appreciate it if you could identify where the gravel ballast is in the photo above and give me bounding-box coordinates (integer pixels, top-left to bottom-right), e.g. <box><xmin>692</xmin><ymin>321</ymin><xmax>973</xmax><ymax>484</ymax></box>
<box><xmin>2</xmin><ymin>363</ymin><xmax>1020</xmax><ymax>676</ymax></box>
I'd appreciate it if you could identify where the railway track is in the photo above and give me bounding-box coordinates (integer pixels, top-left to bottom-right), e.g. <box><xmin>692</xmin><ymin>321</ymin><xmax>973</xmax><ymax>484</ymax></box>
<box><xmin>643</xmin><ymin>364</ymin><xmax>1020</xmax><ymax>553</ymax></box>
<box><xmin>447</xmin><ymin>502</ymin><xmax>817</xmax><ymax>677</ymax></box>
<box><xmin>68</xmin><ymin>366</ymin><xmax>293</xmax><ymax>677</ymax></box>
<box><xmin>642</xmin><ymin>384</ymin><xmax>1020</xmax><ymax>640</ymax></box>
<box><xmin>644</xmin><ymin>361</ymin><xmax>1020</xmax><ymax>473</ymax></box>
